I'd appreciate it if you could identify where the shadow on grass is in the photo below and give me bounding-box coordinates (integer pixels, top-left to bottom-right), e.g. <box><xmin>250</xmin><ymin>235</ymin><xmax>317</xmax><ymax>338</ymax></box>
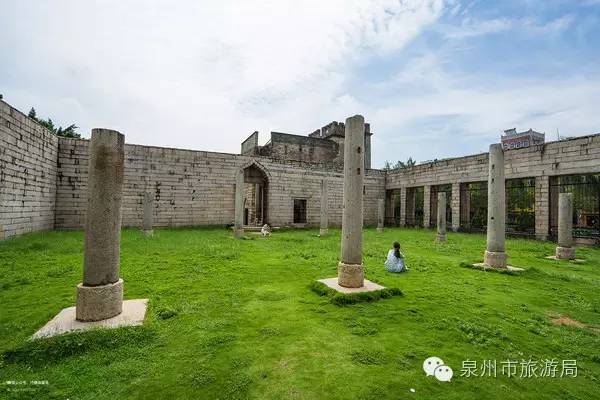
<box><xmin>2</xmin><ymin>326</ymin><xmax>157</xmax><ymax>368</ymax></box>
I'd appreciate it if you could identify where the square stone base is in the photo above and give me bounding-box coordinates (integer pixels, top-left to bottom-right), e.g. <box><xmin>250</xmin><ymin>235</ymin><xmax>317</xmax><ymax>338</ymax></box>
<box><xmin>32</xmin><ymin>299</ymin><xmax>148</xmax><ymax>340</ymax></box>
<box><xmin>318</xmin><ymin>278</ymin><xmax>385</xmax><ymax>294</ymax></box>
<box><xmin>544</xmin><ymin>256</ymin><xmax>585</xmax><ymax>262</ymax></box>
<box><xmin>472</xmin><ymin>263</ymin><xmax>524</xmax><ymax>272</ymax></box>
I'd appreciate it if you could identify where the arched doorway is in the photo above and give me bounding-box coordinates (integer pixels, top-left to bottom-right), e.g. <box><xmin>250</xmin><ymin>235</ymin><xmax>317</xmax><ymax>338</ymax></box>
<box><xmin>242</xmin><ymin>163</ymin><xmax>269</xmax><ymax>226</ymax></box>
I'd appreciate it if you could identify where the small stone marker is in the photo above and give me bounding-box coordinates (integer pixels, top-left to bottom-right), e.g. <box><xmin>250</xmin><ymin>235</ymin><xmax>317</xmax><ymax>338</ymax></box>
<box><xmin>33</xmin><ymin>129</ymin><xmax>148</xmax><ymax>339</ymax></box>
<box><xmin>436</xmin><ymin>192</ymin><xmax>446</xmax><ymax>242</ymax></box>
<box><xmin>142</xmin><ymin>192</ymin><xmax>154</xmax><ymax>236</ymax></box>
<box><xmin>377</xmin><ymin>198</ymin><xmax>384</xmax><ymax>233</ymax></box>
<box><xmin>320</xmin><ymin>178</ymin><xmax>328</xmax><ymax>236</ymax></box>
<box><xmin>556</xmin><ymin>192</ymin><xmax>576</xmax><ymax>259</ymax></box>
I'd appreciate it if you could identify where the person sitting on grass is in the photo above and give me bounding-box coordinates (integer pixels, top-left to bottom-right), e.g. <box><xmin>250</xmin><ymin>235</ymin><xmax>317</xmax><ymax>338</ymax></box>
<box><xmin>385</xmin><ymin>241</ymin><xmax>407</xmax><ymax>273</ymax></box>
<box><xmin>261</xmin><ymin>224</ymin><xmax>272</xmax><ymax>237</ymax></box>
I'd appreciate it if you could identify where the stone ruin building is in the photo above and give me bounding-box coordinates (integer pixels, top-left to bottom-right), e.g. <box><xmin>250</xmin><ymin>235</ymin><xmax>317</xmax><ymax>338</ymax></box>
<box><xmin>1</xmin><ymin>98</ymin><xmax>599</xmax><ymax>244</ymax></box>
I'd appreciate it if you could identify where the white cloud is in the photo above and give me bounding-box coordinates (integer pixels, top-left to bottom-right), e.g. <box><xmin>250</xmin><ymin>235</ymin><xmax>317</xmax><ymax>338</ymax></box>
<box><xmin>0</xmin><ymin>0</ymin><xmax>444</xmax><ymax>151</ymax></box>
<box><xmin>440</xmin><ymin>15</ymin><xmax>575</xmax><ymax>39</ymax></box>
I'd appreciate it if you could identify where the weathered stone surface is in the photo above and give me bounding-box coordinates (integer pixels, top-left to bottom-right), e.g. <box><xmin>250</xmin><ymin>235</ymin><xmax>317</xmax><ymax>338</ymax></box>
<box><xmin>436</xmin><ymin>192</ymin><xmax>446</xmax><ymax>242</ymax></box>
<box><xmin>234</xmin><ymin>169</ymin><xmax>244</xmax><ymax>238</ymax></box>
<box><xmin>83</xmin><ymin>129</ymin><xmax>124</xmax><ymax>286</ymax></box>
<box><xmin>76</xmin><ymin>279</ymin><xmax>124</xmax><ymax>321</ymax></box>
<box><xmin>556</xmin><ymin>246</ymin><xmax>576</xmax><ymax>260</ymax></box>
<box><xmin>320</xmin><ymin>178</ymin><xmax>328</xmax><ymax>235</ymax></box>
<box><xmin>337</xmin><ymin>262</ymin><xmax>364</xmax><ymax>288</ymax></box>
<box><xmin>77</xmin><ymin>128</ymin><xmax>125</xmax><ymax>322</ymax></box>
<box><xmin>338</xmin><ymin>115</ymin><xmax>365</xmax><ymax>287</ymax></box>
<box><xmin>483</xmin><ymin>144</ymin><xmax>507</xmax><ymax>268</ymax></box>
<box><xmin>377</xmin><ymin>198</ymin><xmax>384</xmax><ymax>232</ymax></box>
<box><xmin>33</xmin><ymin>299</ymin><xmax>148</xmax><ymax>340</ymax></box>
<box><xmin>142</xmin><ymin>192</ymin><xmax>154</xmax><ymax>235</ymax></box>
<box><xmin>471</xmin><ymin>263</ymin><xmax>524</xmax><ymax>272</ymax></box>
<box><xmin>318</xmin><ymin>277</ymin><xmax>384</xmax><ymax>294</ymax></box>
<box><xmin>556</xmin><ymin>192</ymin><xmax>575</xmax><ymax>259</ymax></box>
<box><xmin>483</xmin><ymin>250</ymin><xmax>507</xmax><ymax>269</ymax></box>
<box><xmin>2</xmin><ymin>96</ymin><xmax>600</xmax><ymax>241</ymax></box>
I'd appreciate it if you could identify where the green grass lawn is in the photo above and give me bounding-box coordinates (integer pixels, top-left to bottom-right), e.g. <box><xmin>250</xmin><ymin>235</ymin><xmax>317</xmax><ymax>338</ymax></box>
<box><xmin>1</xmin><ymin>227</ymin><xmax>599</xmax><ymax>400</ymax></box>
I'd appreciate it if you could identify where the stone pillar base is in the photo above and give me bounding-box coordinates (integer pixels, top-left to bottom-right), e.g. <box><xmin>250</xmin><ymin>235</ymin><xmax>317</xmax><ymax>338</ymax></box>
<box><xmin>377</xmin><ymin>227</ymin><xmax>384</xmax><ymax>233</ymax></box>
<box><xmin>556</xmin><ymin>246</ymin><xmax>575</xmax><ymax>260</ymax></box>
<box><xmin>76</xmin><ymin>279</ymin><xmax>123</xmax><ymax>322</ymax></box>
<box><xmin>142</xmin><ymin>229</ymin><xmax>153</xmax><ymax>237</ymax></box>
<box><xmin>483</xmin><ymin>250</ymin><xmax>507</xmax><ymax>269</ymax></box>
<box><xmin>319</xmin><ymin>228</ymin><xmax>328</xmax><ymax>236</ymax></box>
<box><xmin>234</xmin><ymin>228</ymin><xmax>244</xmax><ymax>238</ymax></box>
<box><xmin>436</xmin><ymin>234</ymin><xmax>446</xmax><ymax>242</ymax></box>
<box><xmin>337</xmin><ymin>262</ymin><xmax>364</xmax><ymax>288</ymax></box>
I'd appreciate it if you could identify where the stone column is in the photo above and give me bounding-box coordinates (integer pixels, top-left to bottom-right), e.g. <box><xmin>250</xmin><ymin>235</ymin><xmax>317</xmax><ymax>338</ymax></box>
<box><xmin>377</xmin><ymin>198</ymin><xmax>384</xmax><ymax>232</ymax></box>
<box><xmin>338</xmin><ymin>115</ymin><xmax>365</xmax><ymax>288</ymax></box>
<box><xmin>405</xmin><ymin>189</ymin><xmax>415</xmax><ymax>226</ymax></box>
<box><xmin>556</xmin><ymin>192</ymin><xmax>575</xmax><ymax>259</ymax></box>
<box><xmin>423</xmin><ymin>185</ymin><xmax>431</xmax><ymax>228</ymax></box>
<box><xmin>451</xmin><ymin>183</ymin><xmax>461</xmax><ymax>232</ymax></box>
<box><xmin>142</xmin><ymin>192</ymin><xmax>154</xmax><ymax>236</ymax></box>
<box><xmin>535</xmin><ymin>175</ymin><xmax>549</xmax><ymax>241</ymax></box>
<box><xmin>436</xmin><ymin>192</ymin><xmax>447</xmax><ymax>242</ymax></box>
<box><xmin>320</xmin><ymin>178</ymin><xmax>329</xmax><ymax>236</ymax></box>
<box><xmin>234</xmin><ymin>170</ymin><xmax>244</xmax><ymax>238</ymax></box>
<box><xmin>483</xmin><ymin>144</ymin><xmax>507</xmax><ymax>268</ymax></box>
<box><xmin>399</xmin><ymin>187</ymin><xmax>407</xmax><ymax>227</ymax></box>
<box><xmin>76</xmin><ymin>129</ymin><xmax>125</xmax><ymax>321</ymax></box>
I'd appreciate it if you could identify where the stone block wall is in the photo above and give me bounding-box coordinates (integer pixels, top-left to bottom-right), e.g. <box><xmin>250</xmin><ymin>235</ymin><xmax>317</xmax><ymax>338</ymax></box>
<box><xmin>386</xmin><ymin>134</ymin><xmax>600</xmax><ymax>238</ymax></box>
<box><xmin>0</xmin><ymin>101</ymin><xmax>59</xmax><ymax>239</ymax></box>
<box><xmin>55</xmin><ymin>138</ymin><xmax>386</xmax><ymax>230</ymax></box>
<box><xmin>1</xmin><ymin>97</ymin><xmax>598</xmax><ymax>241</ymax></box>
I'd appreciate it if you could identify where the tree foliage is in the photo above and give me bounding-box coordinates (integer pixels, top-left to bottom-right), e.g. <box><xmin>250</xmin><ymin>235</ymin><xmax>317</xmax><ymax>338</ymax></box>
<box><xmin>383</xmin><ymin>157</ymin><xmax>417</xmax><ymax>171</ymax></box>
<box><xmin>28</xmin><ymin>107</ymin><xmax>81</xmax><ymax>138</ymax></box>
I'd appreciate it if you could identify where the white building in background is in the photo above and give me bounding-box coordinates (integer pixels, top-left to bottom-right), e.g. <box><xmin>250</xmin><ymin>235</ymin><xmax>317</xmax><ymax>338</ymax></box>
<box><xmin>501</xmin><ymin>128</ymin><xmax>545</xmax><ymax>150</ymax></box>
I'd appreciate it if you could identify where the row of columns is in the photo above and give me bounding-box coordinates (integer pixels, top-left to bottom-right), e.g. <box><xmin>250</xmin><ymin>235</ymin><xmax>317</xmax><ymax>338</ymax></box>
<box><xmin>389</xmin><ymin>179</ymin><xmax>554</xmax><ymax>238</ymax></box>
<box><xmin>390</xmin><ymin>184</ymin><xmax>461</xmax><ymax>231</ymax></box>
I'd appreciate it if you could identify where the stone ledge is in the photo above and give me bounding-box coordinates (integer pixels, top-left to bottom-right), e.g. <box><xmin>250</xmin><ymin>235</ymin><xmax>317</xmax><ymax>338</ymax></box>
<box><xmin>32</xmin><ymin>299</ymin><xmax>148</xmax><ymax>340</ymax></box>
<box><xmin>544</xmin><ymin>256</ymin><xmax>586</xmax><ymax>263</ymax></box>
<box><xmin>471</xmin><ymin>263</ymin><xmax>525</xmax><ymax>273</ymax></box>
<box><xmin>317</xmin><ymin>278</ymin><xmax>385</xmax><ymax>293</ymax></box>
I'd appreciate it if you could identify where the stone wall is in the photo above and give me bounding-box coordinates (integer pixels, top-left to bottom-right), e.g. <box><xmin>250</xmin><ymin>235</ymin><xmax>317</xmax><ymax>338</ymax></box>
<box><xmin>259</xmin><ymin>132</ymin><xmax>339</xmax><ymax>164</ymax></box>
<box><xmin>55</xmin><ymin>138</ymin><xmax>386</xmax><ymax>230</ymax></box>
<box><xmin>1</xmin><ymin>97</ymin><xmax>598</xmax><ymax>241</ymax></box>
<box><xmin>386</xmin><ymin>134</ymin><xmax>600</xmax><ymax>239</ymax></box>
<box><xmin>0</xmin><ymin>100</ymin><xmax>59</xmax><ymax>239</ymax></box>
<box><xmin>240</xmin><ymin>131</ymin><xmax>258</xmax><ymax>156</ymax></box>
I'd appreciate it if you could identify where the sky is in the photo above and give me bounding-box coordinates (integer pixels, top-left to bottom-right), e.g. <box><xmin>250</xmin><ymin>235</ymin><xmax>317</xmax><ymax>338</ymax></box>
<box><xmin>1</xmin><ymin>0</ymin><xmax>599</xmax><ymax>167</ymax></box>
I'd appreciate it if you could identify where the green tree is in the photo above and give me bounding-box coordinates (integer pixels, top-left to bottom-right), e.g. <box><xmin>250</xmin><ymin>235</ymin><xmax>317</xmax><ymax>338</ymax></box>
<box><xmin>389</xmin><ymin>157</ymin><xmax>417</xmax><ymax>170</ymax></box>
<box><xmin>28</xmin><ymin>106</ymin><xmax>81</xmax><ymax>138</ymax></box>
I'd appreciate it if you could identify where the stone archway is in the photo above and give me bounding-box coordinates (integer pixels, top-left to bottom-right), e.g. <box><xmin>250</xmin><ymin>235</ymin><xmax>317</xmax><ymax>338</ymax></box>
<box><xmin>240</xmin><ymin>161</ymin><xmax>270</xmax><ymax>227</ymax></box>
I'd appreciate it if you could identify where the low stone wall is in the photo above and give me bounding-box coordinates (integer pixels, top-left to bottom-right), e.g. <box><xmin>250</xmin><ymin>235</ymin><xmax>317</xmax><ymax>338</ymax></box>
<box><xmin>0</xmin><ymin>101</ymin><xmax>58</xmax><ymax>239</ymax></box>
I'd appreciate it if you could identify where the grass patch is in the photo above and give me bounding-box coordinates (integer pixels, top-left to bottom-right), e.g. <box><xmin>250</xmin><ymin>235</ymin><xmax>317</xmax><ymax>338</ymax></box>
<box><xmin>2</xmin><ymin>326</ymin><xmax>157</xmax><ymax>368</ymax></box>
<box><xmin>0</xmin><ymin>228</ymin><xmax>599</xmax><ymax>399</ymax></box>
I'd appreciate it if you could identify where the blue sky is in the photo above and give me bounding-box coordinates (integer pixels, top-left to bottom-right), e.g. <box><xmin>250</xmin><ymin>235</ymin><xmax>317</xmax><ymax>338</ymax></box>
<box><xmin>1</xmin><ymin>0</ymin><xmax>599</xmax><ymax>167</ymax></box>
